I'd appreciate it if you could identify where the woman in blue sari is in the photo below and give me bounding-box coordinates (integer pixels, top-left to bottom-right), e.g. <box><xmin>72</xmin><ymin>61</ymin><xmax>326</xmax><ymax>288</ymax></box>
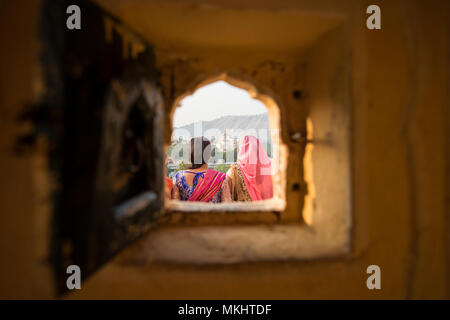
<box><xmin>171</xmin><ymin>137</ymin><xmax>231</xmax><ymax>203</ymax></box>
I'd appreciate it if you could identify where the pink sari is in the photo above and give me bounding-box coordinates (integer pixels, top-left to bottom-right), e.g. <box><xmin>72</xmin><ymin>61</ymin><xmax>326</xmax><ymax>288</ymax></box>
<box><xmin>187</xmin><ymin>169</ymin><xmax>226</xmax><ymax>203</ymax></box>
<box><xmin>237</xmin><ymin>136</ymin><xmax>273</xmax><ymax>201</ymax></box>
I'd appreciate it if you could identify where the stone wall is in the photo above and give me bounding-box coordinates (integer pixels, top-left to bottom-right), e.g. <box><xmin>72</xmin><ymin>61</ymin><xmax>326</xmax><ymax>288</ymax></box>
<box><xmin>0</xmin><ymin>0</ymin><xmax>448</xmax><ymax>299</ymax></box>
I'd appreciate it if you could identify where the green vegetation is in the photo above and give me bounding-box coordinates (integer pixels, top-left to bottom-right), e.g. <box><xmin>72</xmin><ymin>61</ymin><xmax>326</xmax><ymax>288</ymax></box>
<box><xmin>215</xmin><ymin>163</ymin><xmax>230</xmax><ymax>174</ymax></box>
<box><xmin>266</xmin><ymin>142</ymin><xmax>272</xmax><ymax>158</ymax></box>
<box><xmin>177</xmin><ymin>161</ymin><xmax>189</xmax><ymax>171</ymax></box>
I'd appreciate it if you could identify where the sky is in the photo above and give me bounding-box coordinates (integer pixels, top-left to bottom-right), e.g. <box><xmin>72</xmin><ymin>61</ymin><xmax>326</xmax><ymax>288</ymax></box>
<box><xmin>173</xmin><ymin>80</ymin><xmax>267</xmax><ymax>127</ymax></box>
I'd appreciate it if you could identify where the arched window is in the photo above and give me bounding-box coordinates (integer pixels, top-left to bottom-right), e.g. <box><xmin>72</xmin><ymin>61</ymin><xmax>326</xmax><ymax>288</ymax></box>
<box><xmin>166</xmin><ymin>77</ymin><xmax>287</xmax><ymax>213</ymax></box>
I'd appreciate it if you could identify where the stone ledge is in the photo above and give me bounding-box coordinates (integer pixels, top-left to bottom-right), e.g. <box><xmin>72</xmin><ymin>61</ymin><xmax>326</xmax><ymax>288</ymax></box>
<box><xmin>165</xmin><ymin>199</ymin><xmax>286</xmax><ymax>212</ymax></box>
<box><xmin>123</xmin><ymin>223</ymin><xmax>351</xmax><ymax>264</ymax></box>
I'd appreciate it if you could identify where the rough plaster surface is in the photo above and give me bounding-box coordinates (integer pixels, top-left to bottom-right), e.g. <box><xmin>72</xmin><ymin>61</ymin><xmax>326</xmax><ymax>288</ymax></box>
<box><xmin>0</xmin><ymin>0</ymin><xmax>448</xmax><ymax>299</ymax></box>
<box><xmin>138</xmin><ymin>25</ymin><xmax>353</xmax><ymax>264</ymax></box>
<box><xmin>125</xmin><ymin>224</ymin><xmax>350</xmax><ymax>264</ymax></box>
<box><xmin>62</xmin><ymin>0</ymin><xmax>450</xmax><ymax>299</ymax></box>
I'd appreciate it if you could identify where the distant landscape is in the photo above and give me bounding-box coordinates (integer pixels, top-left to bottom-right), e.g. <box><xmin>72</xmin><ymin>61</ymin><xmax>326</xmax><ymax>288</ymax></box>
<box><xmin>167</xmin><ymin>113</ymin><xmax>273</xmax><ymax>177</ymax></box>
<box><xmin>172</xmin><ymin>113</ymin><xmax>270</xmax><ymax>141</ymax></box>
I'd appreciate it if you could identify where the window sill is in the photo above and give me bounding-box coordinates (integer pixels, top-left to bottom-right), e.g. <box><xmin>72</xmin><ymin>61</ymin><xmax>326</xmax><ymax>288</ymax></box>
<box><xmin>165</xmin><ymin>198</ymin><xmax>286</xmax><ymax>212</ymax></box>
<box><xmin>125</xmin><ymin>222</ymin><xmax>351</xmax><ymax>264</ymax></box>
<box><xmin>161</xmin><ymin>199</ymin><xmax>286</xmax><ymax>226</ymax></box>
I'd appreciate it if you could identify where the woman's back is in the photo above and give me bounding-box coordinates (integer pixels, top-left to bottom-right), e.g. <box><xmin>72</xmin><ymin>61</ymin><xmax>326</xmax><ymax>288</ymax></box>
<box><xmin>226</xmin><ymin>165</ymin><xmax>252</xmax><ymax>202</ymax></box>
<box><xmin>173</xmin><ymin>170</ymin><xmax>207</xmax><ymax>201</ymax></box>
<box><xmin>170</xmin><ymin>137</ymin><xmax>231</xmax><ymax>203</ymax></box>
<box><xmin>172</xmin><ymin>169</ymin><xmax>231</xmax><ymax>203</ymax></box>
<box><xmin>227</xmin><ymin>135</ymin><xmax>273</xmax><ymax>201</ymax></box>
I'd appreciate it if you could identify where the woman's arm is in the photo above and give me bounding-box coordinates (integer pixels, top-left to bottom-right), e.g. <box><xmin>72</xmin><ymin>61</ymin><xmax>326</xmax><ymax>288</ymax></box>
<box><xmin>220</xmin><ymin>178</ymin><xmax>232</xmax><ymax>202</ymax></box>
<box><xmin>225</xmin><ymin>166</ymin><xmax>235</xmax><ymax>201</ymax></box>
<box><xmin>171</xmin><ymin>182</ymin><xmax>181</xmax><ymax>200</ymax></box>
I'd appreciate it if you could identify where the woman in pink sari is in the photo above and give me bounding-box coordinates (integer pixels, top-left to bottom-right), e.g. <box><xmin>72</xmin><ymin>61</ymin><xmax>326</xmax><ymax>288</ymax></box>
<box><xmin>172</xmin><ymin>137</ymin><xmax>231</xmax><ymax>203</ymax></box>
<box><xmin>226</xmin><ymin>136</ymin><xmax>273</xmax><ymax>201</ymax></box>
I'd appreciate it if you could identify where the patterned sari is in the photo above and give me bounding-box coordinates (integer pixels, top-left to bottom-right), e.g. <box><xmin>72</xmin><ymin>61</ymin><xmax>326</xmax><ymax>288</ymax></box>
<box><xmin>227</xmin><ymin>136</ymin><xmax>273</xmax><ymax>201</ymax></box>
<box><xmin>227</xmin><ymin>164</ymin><xmax>252</xmax><ymax>202</ymax></box>
<box><xmin>172</xmin><ymin>169</ymin><xmax>230</xmax><ymax>203</ymax></box>
<box><xmin>187</xmin><ymin>169</ymin><xmax>226</xmax><ymax>202</ymax></box>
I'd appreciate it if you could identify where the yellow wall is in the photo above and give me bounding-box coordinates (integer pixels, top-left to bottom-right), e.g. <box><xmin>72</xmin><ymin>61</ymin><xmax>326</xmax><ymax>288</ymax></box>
<box><xmin>0</xmin><ymin>0</ymin><xmax>55</xmax><ymax>299</ymax></box>
<box><xmin>0</xmin><ymin>0</ymin><xmax>448</xmax><ymax>299</ymax></box>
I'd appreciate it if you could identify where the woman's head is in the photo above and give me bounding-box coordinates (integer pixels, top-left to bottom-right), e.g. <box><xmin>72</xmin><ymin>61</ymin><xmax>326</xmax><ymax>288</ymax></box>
<box><xmin>238</xmin><ymin>136</ymin><xmax>270</xmax><ymax>167</ymax></box>
<box><xmin>190</xmin><ymin>136</ymin><xmax>211</xmax><ymax>169</ymax></box>
<box><xmin>237</xmin><ymin>135</ymin><xmax>273</xmax><ymax>200</ymax></box>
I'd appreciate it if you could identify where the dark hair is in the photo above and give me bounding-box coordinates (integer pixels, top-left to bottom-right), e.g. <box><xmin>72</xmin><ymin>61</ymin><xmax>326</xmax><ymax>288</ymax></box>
<box><xmin>190</xmin><ymin>137</ymin><xmax>211</xmax><ymax>169</ymax></box>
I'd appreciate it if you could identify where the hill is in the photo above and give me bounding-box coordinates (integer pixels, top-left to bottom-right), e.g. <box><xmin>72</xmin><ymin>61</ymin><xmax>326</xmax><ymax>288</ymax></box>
<box><xmin>173</xmin><ymin>113</ymin><xmax>270</xmax><ymax>141</ymax></box>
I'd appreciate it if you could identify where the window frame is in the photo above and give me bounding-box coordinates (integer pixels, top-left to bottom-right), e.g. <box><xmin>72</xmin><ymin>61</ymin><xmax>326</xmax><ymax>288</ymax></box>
<box><xmin>164</xmin><ymin>75</ymin><xmax>292</xmax><ymax>222</ymax></box>
<box><xmin>135</xmin><ymin>23</ymin><xmax>356</xmax><ymax>264</ymax></box>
